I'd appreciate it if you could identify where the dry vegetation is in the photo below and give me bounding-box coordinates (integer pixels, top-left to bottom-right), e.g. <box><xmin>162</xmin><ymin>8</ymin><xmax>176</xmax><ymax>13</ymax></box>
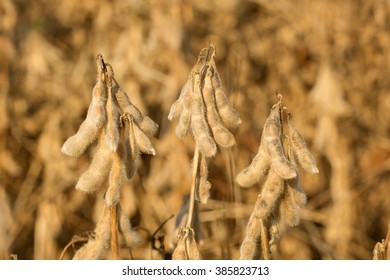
<box><xmin>1</xmin><ymin>0</ymin><xmax>390</xmax><ymax>260</ymax></box>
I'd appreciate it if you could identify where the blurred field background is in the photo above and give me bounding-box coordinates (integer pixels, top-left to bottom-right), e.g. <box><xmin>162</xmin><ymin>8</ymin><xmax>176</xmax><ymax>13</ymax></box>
<box><xmin>1</xmin><ymin>0</ymin><xmax>390</xmax><ymax>260</ymax></box>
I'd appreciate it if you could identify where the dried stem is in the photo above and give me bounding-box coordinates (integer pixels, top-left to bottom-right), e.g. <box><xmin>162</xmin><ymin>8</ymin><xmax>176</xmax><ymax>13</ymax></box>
<box><xmin>259</xmin><ymin>219</ymin><xmax>270</xmax><ymax>260</ymax></box>
<box><xmin>110</xmin><ymin>204</ymin><xmax>119</xmax><ymax>260</ymax></box>
<box><xmin>186</xmin><ymin>144</ymin><xmax>200</xmax><ymax>228</ymax></box>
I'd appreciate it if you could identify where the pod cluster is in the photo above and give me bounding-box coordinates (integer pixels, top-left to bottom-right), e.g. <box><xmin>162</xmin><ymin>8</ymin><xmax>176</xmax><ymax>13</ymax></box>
<box><xmin>61</xmin><ymin>54</ymin><xmax>157</xmax><ymax>259</ymax></box>
<box><xmin>236</xmin><ymin>95</ymin><xmax>318</xmax><ymax>259</ymax></box>
<box><xmin>62</xmin><ymin>54</ymin><xmax>158</xmax><ymax>206</ymax></box>
<box><xmin>168</xmin><ymin>44</ymin><xmax>241</xmax><ymax>158</ymax></box>
<box><xmin>168</xmin><ymin>44</ymin><xmax>241</xmax><ymax>204</ymax></box>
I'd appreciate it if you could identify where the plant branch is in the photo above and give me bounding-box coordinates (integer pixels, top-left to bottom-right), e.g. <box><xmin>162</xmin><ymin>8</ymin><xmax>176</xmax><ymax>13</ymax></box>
<box><xmin>186</xmin><ymin>144</ymin><xmax>200</xmax><ymax>228</ymax></box>
<box><xmin>111</xmin><ymin>204</ymin><xmax>119</xmax><ymax>260</ymax></box>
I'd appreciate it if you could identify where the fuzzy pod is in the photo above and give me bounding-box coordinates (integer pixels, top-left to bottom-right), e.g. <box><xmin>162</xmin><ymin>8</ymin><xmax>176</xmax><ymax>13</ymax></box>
<box><xmin>106</xmin><ymin>64</ymin><xmax>159</xmax><ymax>137</ymax></box>
<box><xmin>115</xmin><ymin>87</ymin><xmax>143</xmax><ymax>123</ymax></box>
<box><xmin>287</xmin><ymin>113</ymin><xmax>319</xmax><ymax>174</ymax></box>
<box><xmin>133</xmin><ymin>122</ymin><xmax>156</xmax><ymax>155</ymax></box>
<box><xmin>191</xmin><ymin>45</ymin><xmax>215</xmax><ymax>75</ymax></box>
<box><xmin>239</xmin><ymin>213</ymin><xmax>261</xmax><ymax>260</ymax></box>
<box><xmin>124</xmin><ymin>120</ymin><xmax>139</xmax><ymax>180</ymax></box>
<box><xmin>279</xmin><ymin>183</ymin><xmax>300</xmax><ymax>226</ymax></box>
<box><xmin>61</xmin><ymin>79</ymin><xmax>107</xmax><ymax>157</ymax></box>
<box><xmin>286</xmin><ymin>176</ymin><xmax>307</xmax><ymax>208</ymax></box>
<box><xmin>191</xmin><ymin>72</ymin><xmax>217</xmax><ymax>158</ymax></box>
<box><xmin>203</xmin><ymin>67</ymin><xmax>235</xmax><ymax>148</ymax></box>
<box><xmin>72</xmin><ymin>239</ymin><xmax>106</xmax><ymax>260</ymax></box>
<box><xmin>75</xmin><ymin>132</ymin><xmax>113</xmax><ymax>193</ymax></box>
<box><xmin>264</xmin><ymin>104</ymin><xmax>297</xmax><ymax>179</ymax></box>
<box><xmin>175</xmin><ymin>88</ymin><xmax>192</xmax><ymax>139</ymax></box>
<box><xmin>253</xmin><ymin>169</ymin><xmax>285</xmax><ymax>220</ymax></box>
<box><xmin>118</xmin><ymin>205</ymin><xmax>140</xmax><ymax>248</ymax></box>
<box><xmin>168</xmin><ymin>98</ymin><xmax>183</xmax><ymax>121</ymax></box>
<box><xmin>176</xmin><ymin>106</ymin><xmax>191</xmax><ymax>139</ymax></box>
<box><xmin>73</xmin><ymin>206</ymin><xmax>111</xmax><ymax>260</ymax></box>
<box><xmin>168</xmin><ymin>80</ymin><xmax>191</xmax><ymax>121</ymax></box>
<box><xmin>104</xmin><ymin>86</ymin><xmax>121</xmax><ymax>152</ymax></box>
<box><xmin>210</xmin><ymin>60</ymin><xmax>241</xmax><ymax>128</ymax></box>
<box><xmin>138</xmin><ymin>116</ymin><xmax>159</xmax><ymax>137</ymax></box>
<box><xmin>235</xmin><ymin>137</ymin><xmax>271</xmax><ymax>188</ymax></box>
<box><xmin>268</xmin><ymin>216</ymin><xmax>280</xmax><ymax>253</ymax></box>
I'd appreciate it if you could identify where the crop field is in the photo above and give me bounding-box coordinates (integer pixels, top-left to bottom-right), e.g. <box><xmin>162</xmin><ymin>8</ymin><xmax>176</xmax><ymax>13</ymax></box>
<box><xmin>0</xmin><ymin>0</ymin><xmax>389</xmax><ymax>260</ymax></box>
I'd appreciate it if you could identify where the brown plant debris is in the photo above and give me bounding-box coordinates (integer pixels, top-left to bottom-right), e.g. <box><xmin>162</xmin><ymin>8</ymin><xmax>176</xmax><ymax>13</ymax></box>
<box><xmin>172</xmin><ymin>227</ymin><xmax>202</xmax><ymax>260</ymax></box>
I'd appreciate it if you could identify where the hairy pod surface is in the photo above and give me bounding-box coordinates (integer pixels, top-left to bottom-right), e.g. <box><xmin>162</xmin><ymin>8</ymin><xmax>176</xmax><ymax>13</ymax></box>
<box><xmin>191</xmin><ymin>72</ymin><xmax>217</xmax><ymax>157</ymax></box>
<box><xmin>253</xmin><ymin>169</ymin><xmax>285</xmax><ymax>220</ymax></box>
<box><xmin>75</xmin><ymin>132</ymin><xmax>113</xmax><ymax>193</ymax></box>
<box><xmin>235</xmin><ymin>136</ymin><xmax>271</xmax><ymax>188</ymax></box>
<box><xmin>210</xmin><ymin>59</ymin><xmax>241</xmax><ymax>128</ymax></box>
<box><xmin>287</xmin><ymin>114</ymin><xmax>319</xmax><ymax>174</ymax></box>
<box><xmin>239</xmin><ymin>213</ymin><xmax>261</xmax><ymax>260</ymax></box>
<box><xmin>124</xmin><ymin>120</ymin><xmax>139</xmax><ymax>180</ymax></box>
<box><xmin>73</xmin><ymin>206</ymin><xmax>111</xmax><ymax>260</ymax></box>
<box><xmin>168</xmin><ymin>80</ymin><xmax>191</xmax><ymax>121</ymax></box>
<box><xmin>264</xmin><ymin>104</ymin><xmax>297</xmax><ymax>179</ymax></box>
<box><xmin>175</xmin><ymin>91</ymin><xmax>192</xmax><ymax>139</ymax></box>
<box><xmin>133</xmin><ymin>122</ymin><xmax>156</xmax><ymax>155</ymax></box>
<box><xmin>279</xmin><ymin>183</ymin><xmax>300</xmax><ymax>226</ymax></box>
<box><xmin>104</xmin><ymin>86</ymin><xmax>121</xmax><ymax>152</ymax></box>
<box><xmin>118</xmin><ymin>205</ymin><xmax>140</xmax><ymax>247</ymax></box>
<box><xmin>203</xmin><ymin>67</ymin><xmax>235</xmax><ymax>148</ymax></box>
<box><xmin>61</xmin><ymin>79</ymin><xmax>107</xmax><ymax>157</ymax></box>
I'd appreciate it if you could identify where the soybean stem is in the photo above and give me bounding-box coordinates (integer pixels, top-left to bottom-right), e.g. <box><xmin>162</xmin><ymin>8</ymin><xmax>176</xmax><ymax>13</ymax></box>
<box><xmin>186</xmin><ymin>144</ymin><xmax>200</xmax><ymax>228</ymax></box>
<box><xmin>111</xmin><ymin>204</ymin><xmax>119</xmax><ymax>260</ymax></box>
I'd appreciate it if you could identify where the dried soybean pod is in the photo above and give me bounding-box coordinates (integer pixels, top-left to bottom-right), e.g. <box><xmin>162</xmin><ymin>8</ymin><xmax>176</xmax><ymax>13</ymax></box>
<box><xmin>137</xmin><ymin>116</ymin><xmax>159</xmax><ymax>137</ymax></box>
<box><xmin>239</xmin><ymin>213</ymin><xmax>261</xmax><ymax>260</ymax></box>
<box><xmin>106</xmin><ymin>64</ymin><xmax>158</xmax><ymax>137</ymax></box>
<box><xmin>192</xmin><ymin>44</ymin><xmax>215</xmax><ymax>74</ymax></box>
<box><xmin>268</xmin><ymin>216</ymin><xmax>280</xmax><ymax>253</ymax></box>
<box><xmin>186</xmin><ymin>228</ymin><xmax>202</xmax><ymax>260</ymax></box>
<box><xmin>175</xmin><ymin>88</ymin><xmax>192</xmax><ymax>139</ymax></box>
<box><xmin>203</xmin><ymin>66</ymin><xmax>235</xmax><ymax>148</ymax></box>
<box><xmin>76</xmin><ymin>132</ymin><xmax>113</xmax><ymax>193</ymax></box>
<box><xmin>286</xmin><ymin>176</ymin><xmax>307</xmax><ymax>208</ymax></box>
<box><xmin>168</xmin><ymin>80</ymin><xmax>191</xmax><ymax>121</ymax></box>
<box><xmin>287</xmin><ymin>113</ymin><xmax>319</xmax><ymax>174</ymax></box>
<box><xmin>118</xmin><ymin>205</ymin><xmax>140</xmax><ymax>247</ymax></box>
<box><xmin>210</xmin><ymin>58</ymin><xmax>241</xmax><ymax>128</ymax></box>
<box><xmin>264</xmin><ymin>104</ymin><xmax>296</xmax><ymax>179</ymax></box>
<box><xmin>104</xmin><ymin>84</ymin><xmax>121</xmax><ymax>152</ymax></box>
<box><xmin>61</xmin><ymin>57</ymin><xmax>108</xmax><ymax>157</ymax></box>
<box><xmin>123</xmin><ymin>119</ymin><xmax>138</xmax><ymax>180</ymax></box>
<box><xmin>253</xmin><ymin>169</ymin><xmax>285</xmax><ymax>220</ymax></box>
<box><xmin>73</xmin><ymin>205</ymin><xmax>111</xmax><ymax>260</ymax></box>
<box><xmin>191</xmin><ymin>71</ymin><xmax>217</xmax><ymax>158</ymax></box>
<box><xmin>133</xmin><ymin>121</ymin><xmax>156</xmax><ymax>155</ymax></box>
<box><xmin>197</xmin><ymin>155</ymin><xmax>211</xmax><ymax>204</ymax></box>
<box><xmin>172</xmin><ymin>228</ymin><xmax>189</xmax><ymax>260</ymax></box>
<box><xmin>279</xmin><ymin>183</ymin><xmax>300</xmax><ymax>226</ymax></box>
<box><xmin>235</xmin><ymin>137</ymin><xmax>271</xmax><ymax>188</ymax></box>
